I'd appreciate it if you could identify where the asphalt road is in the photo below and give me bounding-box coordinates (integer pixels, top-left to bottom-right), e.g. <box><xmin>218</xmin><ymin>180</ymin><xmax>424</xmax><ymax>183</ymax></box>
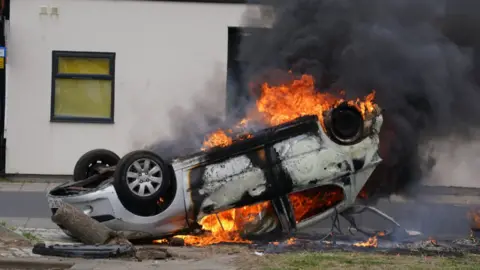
<box><xmin>0</xmin><ymin>190</ymin><xmax>474</xmax><ymax>238</ymax></box>
<box><xmin>305</xmin><ymin>200</ymin><xmax>473</xmax><ymax>238</ymax></box>
<box><xmin>0</xmin><ymin>191</ymin><xmax>51</xmax><ymax>218</ymax></box>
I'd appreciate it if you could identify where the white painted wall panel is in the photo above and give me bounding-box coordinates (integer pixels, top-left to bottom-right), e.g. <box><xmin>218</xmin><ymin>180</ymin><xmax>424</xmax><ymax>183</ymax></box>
<box><xmin>7</xmin><ymin>0</ymin><xmax>261</xmax><ymax>174</ymax></box>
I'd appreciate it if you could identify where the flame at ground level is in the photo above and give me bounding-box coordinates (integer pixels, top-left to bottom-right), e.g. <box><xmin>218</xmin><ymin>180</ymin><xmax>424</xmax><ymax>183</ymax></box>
<box><xmin>154</xmin><ymin>186</ymin><xmax>346</xmax><ymax>246</ymax></box>
<box><xmin>353</xmin><ymin>235</ymin><xmax>380</xmax><ymax>248</ymax></box>
<box><xmin>202</xmin><ymin>74</ymin><xmax>376</xmax><ymax>150</ymax></box>
<box><xmin>468</xmin><ymin>207</ymin><xmax>480</xmax><ymax>230</ymax></box>
<box><xmin>168</xmin><ymin>202</ymin><xmax>272</xmax><ymax>246</ymax></box>
<box><xmin>353</xmin><ymin>231</ymin><xmax>388</xmax><ymax>248</ymax></box>
<box><xmin>353</xmin><ymin>235</ymin><xmax>378</xmax><ymax>248</ymax></box>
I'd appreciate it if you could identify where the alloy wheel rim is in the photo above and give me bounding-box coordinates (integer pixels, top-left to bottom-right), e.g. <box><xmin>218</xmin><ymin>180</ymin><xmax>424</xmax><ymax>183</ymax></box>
<box><xmin>126</xmin><ymin>158</ymin><xmax>163</xmax><ymax>197</ymax></box>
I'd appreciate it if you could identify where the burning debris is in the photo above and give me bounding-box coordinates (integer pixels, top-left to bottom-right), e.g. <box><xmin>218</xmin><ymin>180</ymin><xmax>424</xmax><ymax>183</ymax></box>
<box><xmin>150</xmin><ymin>215</ymin><xmax>480</xmax><ymax>259</ymax></box>
<box><xmin>468</xmin><ymin>207</ymin><xmax>480</xmax><ymax>231</ymax></box>
<box><xmin>251</xmin><ymin>234</ymin><xmax>477</xmax><ymax>258</ymax></box>
<box><xmin>353</xmin><ymin>235</ymin><xmax>379</xmax><ymax>248</ymax></box>
<box><xmin>156</xmin><ymin>185</ymin><xmax>345</xmax><ymax>247</ymax></box>
<box><xmin>162</xmin><ymin>201</ymin><xmax>273</xmax><ymax>246</ymax></box>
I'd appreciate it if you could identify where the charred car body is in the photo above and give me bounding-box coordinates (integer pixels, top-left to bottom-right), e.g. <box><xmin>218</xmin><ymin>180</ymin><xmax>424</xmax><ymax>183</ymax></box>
<box><xmin>47</xmin><ymin>103</ymin><xmax>384</xmax><ymax>240</ymax></box>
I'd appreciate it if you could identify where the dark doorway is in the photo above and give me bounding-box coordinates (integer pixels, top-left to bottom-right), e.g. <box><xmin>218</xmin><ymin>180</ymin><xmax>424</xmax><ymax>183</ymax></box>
<box><xmin>227</xmin><ymin>27</ymin><xmax>270</xmax><ymax>119</ymax></box>
<box><xmin>226</xmin><ymin>27</ymin><xmax>247</xmax><ymax>119</ymax></box>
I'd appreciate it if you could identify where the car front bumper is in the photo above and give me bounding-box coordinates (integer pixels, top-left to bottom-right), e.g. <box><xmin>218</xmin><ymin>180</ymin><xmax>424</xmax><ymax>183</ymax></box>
<box><xmin>47</xmin><ymin>183</ymin><xmax>189</xmax><ymax>240</ymax></box>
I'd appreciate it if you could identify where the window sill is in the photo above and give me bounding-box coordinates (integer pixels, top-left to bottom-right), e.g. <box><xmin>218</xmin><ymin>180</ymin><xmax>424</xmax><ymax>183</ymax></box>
<box><xmin>50</xmin><ymin>117</ymin><xmax>114</xmax><ymax>124</ymax></box>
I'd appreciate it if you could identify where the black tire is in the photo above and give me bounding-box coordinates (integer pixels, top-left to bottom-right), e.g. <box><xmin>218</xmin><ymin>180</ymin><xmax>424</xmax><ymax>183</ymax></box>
<box><xmin>113</xmin><ymin>150</ymin><xmax>172</xmax><ymax>216</ymax></box>
<box><xmin>73</xmin><ymin>149</ymin><xmax>120</xmax><ymax>181</ymax></box>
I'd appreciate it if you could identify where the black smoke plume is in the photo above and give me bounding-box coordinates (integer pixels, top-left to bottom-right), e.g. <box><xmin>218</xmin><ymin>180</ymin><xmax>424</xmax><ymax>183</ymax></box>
<box><xmin>237</xmin><ymin>0</ymin><xmax>480</xmax><ymax>198</ymax></box>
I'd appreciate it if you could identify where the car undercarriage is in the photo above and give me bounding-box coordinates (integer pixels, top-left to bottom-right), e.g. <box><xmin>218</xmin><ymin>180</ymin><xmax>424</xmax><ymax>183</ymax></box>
<box><xmin>47</xmin><ymin>102</ymin><xmax>404</xmax><ymax>242</ymax></box>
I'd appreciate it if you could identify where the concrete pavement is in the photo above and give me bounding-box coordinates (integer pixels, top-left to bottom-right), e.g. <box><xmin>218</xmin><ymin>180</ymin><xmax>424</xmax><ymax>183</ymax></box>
<box><xmin>0</xmin><ymin>181</ymin><xmax>58</xmax><ymax>192</ymax></box>
<box><xmin>0</xmin><ymin>191</ymin><xmax>51</xmax><ymax>218</ymax></box>
<box><xmin>0</xmin><ymin>182</ymin><xmax>57</xmax><ymax>229</ymax></box>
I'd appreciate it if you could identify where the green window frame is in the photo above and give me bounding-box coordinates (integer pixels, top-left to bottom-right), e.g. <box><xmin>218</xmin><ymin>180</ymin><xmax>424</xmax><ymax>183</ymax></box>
<box><xmin>50</xmin><ymin>50</ymin><xmax>116</xmax><ymax>123</ymax></box>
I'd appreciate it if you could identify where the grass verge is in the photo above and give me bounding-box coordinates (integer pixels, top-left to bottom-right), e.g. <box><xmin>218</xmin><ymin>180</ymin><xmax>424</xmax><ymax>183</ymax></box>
<box><xmin>20</xmin><ymin>231</ymin><xmax>41</xmax><ymax>243</ymax></box>
<box><xmin>250</xmin><ymin>251</ymin><xmax>480</xmax><ymax>270</ymax></box>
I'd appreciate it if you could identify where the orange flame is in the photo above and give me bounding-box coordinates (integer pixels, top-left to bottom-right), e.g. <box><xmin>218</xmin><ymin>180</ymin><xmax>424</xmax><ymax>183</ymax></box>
<box><xmin>172</xmin><ymin>202</ymin><xmax>272</xmax><ymax>246</ymax></box>
<box><xmin>468</xmin><ymin>207</ymin><xmax>480</xmax><ymax>230</ymax></box>
<box><xmin>202</xmin><ymin>74</ymin><xmax>376</xmax><ymax>150</ymax></box>
<box><xmin>353</xmin><ymin>231</ymin><xmax>388</xmax><ymax>248</ymax></box>
<box><xmin>286</xmin><ymin>237</ymin><xmax>297</xmax><ymax>245</ymax></box>
<box><xmin>154</xmin><ymin>186</ymin><xmax>346</xmax><ymax>246</ymax></box>
<box><xmin>153</xmin><ymin>238</ymin><xmax>168</xmax><ymax>244</ymax></box>
<box><xmin>288</xmin><ymin>185</ymin><xmax>344</xmax><ymax>223</ymax></box>
<box><xmin>353</xmin><ymin>235</ymin><xmax>378</xmax><ymax>248</ymax></box>
<box><xmin>256</xmin><ymin>74</ymin><xmax>339</xmax><ymax>126</ymax></box>
<box><xmin>428</xmin><ymin>237</ymin><xmax>438</xmax><ymax>246</ymax></box>
<box><xmin>200</xmin><ymin>129</ymin><xmax>233</xmax><ymax>151</ymax></box>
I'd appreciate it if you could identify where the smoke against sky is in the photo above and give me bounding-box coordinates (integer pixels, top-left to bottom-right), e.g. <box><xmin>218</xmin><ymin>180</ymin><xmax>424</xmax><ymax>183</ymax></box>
<box><xmin>238</xmin><ymin>0</ymin><xmax>480</xmax><ymax>197</ymax></box>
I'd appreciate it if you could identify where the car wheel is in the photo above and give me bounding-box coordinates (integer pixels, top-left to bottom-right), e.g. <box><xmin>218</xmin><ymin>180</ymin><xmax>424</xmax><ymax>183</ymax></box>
<box><xmin>113</xmin><ymin>150</ymin><xmax>172</xmax><ymax>216</ymax></box>
<box><xmin>73</xmin><ymin>149</ymin><xmax>120</xmax><ymax>181</ymax></box>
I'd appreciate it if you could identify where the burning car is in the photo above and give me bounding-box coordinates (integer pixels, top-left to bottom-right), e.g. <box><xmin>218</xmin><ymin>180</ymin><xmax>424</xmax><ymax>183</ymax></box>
<box><xmin>47</xmin><ymin>74</ymin><xmax>386</xmax><ymax>243</ymax></box>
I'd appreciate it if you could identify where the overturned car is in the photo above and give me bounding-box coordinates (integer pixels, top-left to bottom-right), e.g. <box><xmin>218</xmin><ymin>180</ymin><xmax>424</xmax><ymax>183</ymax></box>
<box><xmin>47</xmin><ymin>103</ymin><xmax>384</xmax><ymax>240</ymax></box>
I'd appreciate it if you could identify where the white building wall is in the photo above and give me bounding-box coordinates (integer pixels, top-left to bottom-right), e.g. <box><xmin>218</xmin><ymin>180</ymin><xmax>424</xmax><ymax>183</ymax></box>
<box><xmin>6</xmin><ymin>0</ymin><xmax>263</xmax><ymax>175</ymax></box>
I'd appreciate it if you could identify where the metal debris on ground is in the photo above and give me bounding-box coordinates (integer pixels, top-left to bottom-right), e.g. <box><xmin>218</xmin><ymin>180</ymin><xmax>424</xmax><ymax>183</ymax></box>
<box><xmin>32</xmin><ymin>243</ymin><xmax>135</xmax><ymax>259</ymax></box>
